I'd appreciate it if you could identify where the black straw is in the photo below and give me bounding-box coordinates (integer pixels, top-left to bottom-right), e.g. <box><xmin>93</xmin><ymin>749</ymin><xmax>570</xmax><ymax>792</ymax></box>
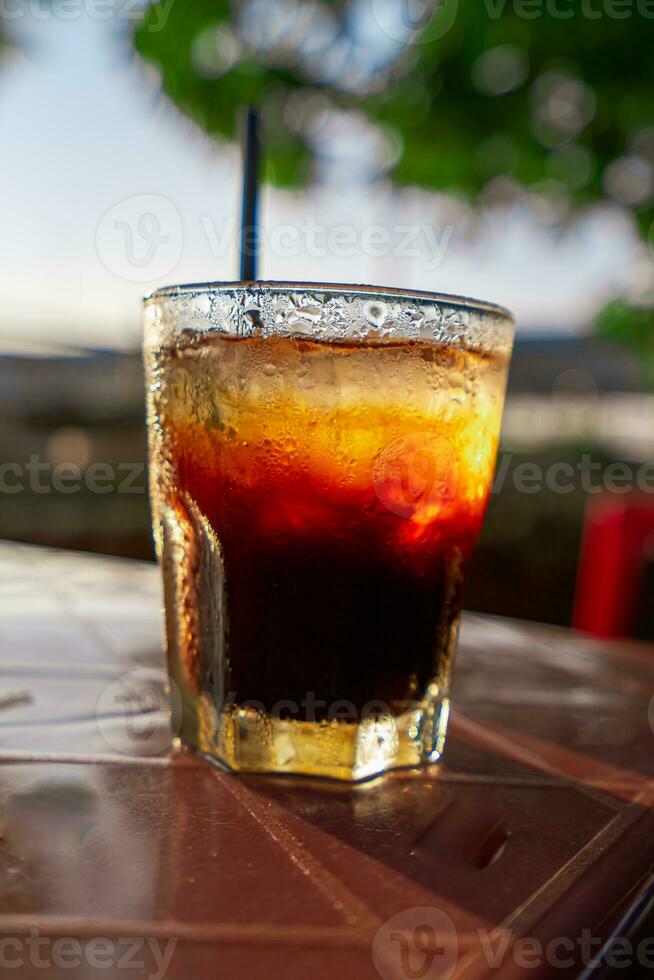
<box><xmin>239</xmin><ymin>107</ymin><xmax>261</xmax><ymax>281</ymax></box>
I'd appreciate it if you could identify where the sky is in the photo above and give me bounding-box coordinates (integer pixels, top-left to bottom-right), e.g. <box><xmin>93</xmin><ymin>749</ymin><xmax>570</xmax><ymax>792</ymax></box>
<box><xmin>0</xmin><ymin>7</ymin><xmax>647</xmax><ymax>350</ymax></box>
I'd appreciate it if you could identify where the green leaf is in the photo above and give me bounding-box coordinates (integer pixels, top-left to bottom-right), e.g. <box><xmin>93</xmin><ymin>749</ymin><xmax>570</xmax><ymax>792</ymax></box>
<box><xmin>133</xmin><ymin>0</ymin><xmax>654</xmax><ymax>215</ymax></box>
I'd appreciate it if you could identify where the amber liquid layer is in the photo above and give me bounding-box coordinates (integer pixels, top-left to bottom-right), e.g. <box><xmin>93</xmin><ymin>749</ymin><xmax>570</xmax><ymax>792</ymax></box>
<box><xmin>147</xmin><ymin>332</ymin><xmax>508</xmax><ymax>779</ymax></box>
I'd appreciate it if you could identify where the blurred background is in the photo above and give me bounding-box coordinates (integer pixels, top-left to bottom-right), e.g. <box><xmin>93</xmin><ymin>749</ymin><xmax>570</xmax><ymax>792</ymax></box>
<box><xmin>1</xmin><ymin>0</ymin><xmax>653</xmax><ymax>638</ymax></box>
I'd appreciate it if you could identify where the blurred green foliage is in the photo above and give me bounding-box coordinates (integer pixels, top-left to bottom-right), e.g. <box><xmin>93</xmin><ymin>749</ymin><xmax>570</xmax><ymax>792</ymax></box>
<box><xmin>135</xmin><ymin>0</ymin><xmax>653</xmax><ymax>220</ymax></box>
<box><xmin>134</xmin><ymin>0</ymin><xmax>654</xmax><ymax>362</ymax></box>
<box><xmin>595</xmin><ymin>299</ymin><xmax>654</xmax><ymax>388</ymax></box>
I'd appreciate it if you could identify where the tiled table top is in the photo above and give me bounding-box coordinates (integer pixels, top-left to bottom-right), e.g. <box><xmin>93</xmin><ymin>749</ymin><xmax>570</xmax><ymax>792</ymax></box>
<box><xmin>1</xmin><ymin>542</ymin><xmax>653</xmax><ymax>979</ymax></box>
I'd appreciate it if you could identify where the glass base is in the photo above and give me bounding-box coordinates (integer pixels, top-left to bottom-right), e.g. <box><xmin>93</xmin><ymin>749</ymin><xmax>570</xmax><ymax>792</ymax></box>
<box><xmin>176</xmin><ymin>691</ymin><xmax>450</xmax><ymax>781</ymax></box>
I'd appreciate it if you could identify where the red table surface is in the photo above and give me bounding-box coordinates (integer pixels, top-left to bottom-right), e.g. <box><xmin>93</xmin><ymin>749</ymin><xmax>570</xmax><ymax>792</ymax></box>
<box><xmin>1</xmin><ymin>542</ymin><xmax>654</xmax><ymax>980</ymax></box>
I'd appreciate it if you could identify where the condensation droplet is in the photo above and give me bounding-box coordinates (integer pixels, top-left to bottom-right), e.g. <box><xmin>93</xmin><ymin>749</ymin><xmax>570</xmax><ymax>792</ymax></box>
<box><xmin>364</xmin><ymin>300</ymin><xmax>388</xmax><ymax>328</ymax></box>
<box><xmin>297</xmin><ymin>304</ymin><xmax>322</xmax><ymax>322</ymax></box>
<box><xmin>244</xmin><ymin>308</ymin><xmax>264</xmax><ymax>330</ymax></box>
<box><xmin>191</xmin><ymin>294</ymin><xmax>212</xmax><ymax>317</ymax></box>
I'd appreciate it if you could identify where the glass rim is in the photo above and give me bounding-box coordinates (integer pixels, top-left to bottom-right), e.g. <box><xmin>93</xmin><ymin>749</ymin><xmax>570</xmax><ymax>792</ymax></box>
<box><xmin>145</xmin><ymin>279</ymin><xmax>515</xmax><ymax>325</ymax></box>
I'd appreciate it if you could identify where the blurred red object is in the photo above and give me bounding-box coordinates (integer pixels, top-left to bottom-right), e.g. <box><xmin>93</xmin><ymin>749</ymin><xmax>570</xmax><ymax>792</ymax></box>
<box><xmin>573</xmin><ymin>494</ymin><xmax>654</xmax><ymax>638</ymax></box>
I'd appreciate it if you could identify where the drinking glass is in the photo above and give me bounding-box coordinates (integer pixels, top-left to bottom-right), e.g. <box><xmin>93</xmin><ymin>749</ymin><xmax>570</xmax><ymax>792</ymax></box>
<box><xmin>144</xmin><ymin>281</ymin><xmax>514</xmax><ymax>780</ymax></box>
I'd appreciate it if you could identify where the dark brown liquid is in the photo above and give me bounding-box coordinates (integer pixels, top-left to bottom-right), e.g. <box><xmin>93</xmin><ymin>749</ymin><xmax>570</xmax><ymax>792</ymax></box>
<box><xmin>150</xmin><ymin>333</ymin><xmax>506</xmax><ymax>721</ymax></box>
